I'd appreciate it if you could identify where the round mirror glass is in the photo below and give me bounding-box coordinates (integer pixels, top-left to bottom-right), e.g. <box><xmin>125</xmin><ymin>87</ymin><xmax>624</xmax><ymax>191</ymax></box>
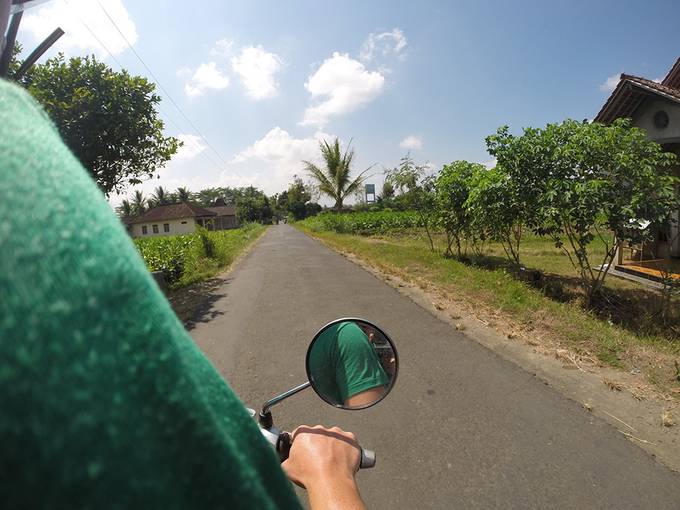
<box><xmin>306</xmin><ymin>318</ymin><xmax>398</xmax><ymax>410</ymax></box>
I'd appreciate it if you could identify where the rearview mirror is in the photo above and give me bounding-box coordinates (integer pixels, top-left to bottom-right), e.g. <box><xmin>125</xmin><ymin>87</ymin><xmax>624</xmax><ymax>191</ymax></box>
<box><xmin>306</xmin><ymin>318</ymin><xmax>398</xmax><ymax>410</ymax></box>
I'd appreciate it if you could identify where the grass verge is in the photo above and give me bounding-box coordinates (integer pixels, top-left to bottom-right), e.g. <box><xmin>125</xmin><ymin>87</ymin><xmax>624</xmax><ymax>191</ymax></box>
<box><xmin>296</xmin><ymin>225</ymin><xmax>680</xmax><ymax>397</ymax></box>
<box><xmin>135</xmin><ymin>224</ymin><xmax>267</xmax><ymax>288</ymax></box>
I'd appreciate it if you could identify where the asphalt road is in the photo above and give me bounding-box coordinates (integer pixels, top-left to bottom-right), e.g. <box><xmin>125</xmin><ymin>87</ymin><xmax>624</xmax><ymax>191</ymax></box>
<box><xmin>190</xmin><ymin>225</ymin><xmax>680</xmax><ymax>509</ymax></box>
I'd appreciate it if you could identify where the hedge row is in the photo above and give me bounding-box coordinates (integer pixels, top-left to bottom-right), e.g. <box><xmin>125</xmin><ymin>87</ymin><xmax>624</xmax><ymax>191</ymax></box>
<box><xmin>298</xmin><ymin>211</ymin><xmax>422</xmax><ymax>235</ymax></box>
<box><xmin>133</xmin><ymin>223</ymin><xmax>262</xmax><ymax>287</ymax></box>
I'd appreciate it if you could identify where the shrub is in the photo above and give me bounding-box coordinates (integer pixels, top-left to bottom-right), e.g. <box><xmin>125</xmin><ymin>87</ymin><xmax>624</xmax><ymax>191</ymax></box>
<box><xmin>299</xmin><ymin>210</ymin><xmax>422</xmax><ymax>235</ymax></box>
<box><xmin>133</xmin><ymin>225</ymin><xmax>264</xmax><ymax>287</ymax></box>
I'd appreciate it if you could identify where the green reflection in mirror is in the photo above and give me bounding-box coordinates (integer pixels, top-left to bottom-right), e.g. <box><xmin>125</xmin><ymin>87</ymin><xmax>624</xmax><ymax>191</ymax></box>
<box><xmin>307</xmin><ymin>320</ymin><xmax>396</xmax><ymax>409</ymax></box>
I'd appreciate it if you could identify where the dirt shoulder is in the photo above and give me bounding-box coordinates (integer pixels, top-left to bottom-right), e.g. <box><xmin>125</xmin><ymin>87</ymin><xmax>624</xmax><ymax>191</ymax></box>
<box><xmin>300</xmin><ymin>228</ymin><xmax>680</xmax><ymax>472</ymax></box>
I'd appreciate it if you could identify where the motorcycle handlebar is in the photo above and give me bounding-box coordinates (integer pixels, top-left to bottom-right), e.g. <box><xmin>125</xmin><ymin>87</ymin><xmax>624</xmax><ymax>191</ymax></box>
<box><xmin>277</xmin><ymin>431</ymin><xmax>376</xmax><ymax>469</ymax></box>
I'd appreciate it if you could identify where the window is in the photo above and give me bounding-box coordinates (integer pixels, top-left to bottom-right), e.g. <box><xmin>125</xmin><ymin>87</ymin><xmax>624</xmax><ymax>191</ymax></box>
<box><xmin>181</xmin><ymin>221</ymin><xmax>187</xmax><ymax>224</ymax></box>
<box><xmin>163</xmin><ymin>223</ymin><xmax>170</xmax><ymax>233</ymax></box>
<box><xmin>152</xmin><ymin>224</ymin><xmax>159</xmax><ymax>234</ymax></box>
<box><xmin>141</xmin><ymin>225</ymin><xmax>147</xmax><ymax>235</ymax></box>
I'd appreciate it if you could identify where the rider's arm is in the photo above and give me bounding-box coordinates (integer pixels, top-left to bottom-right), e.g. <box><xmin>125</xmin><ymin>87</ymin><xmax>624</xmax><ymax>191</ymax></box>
<box><xmin>344</xmin><ymin>386</ymin><xmax>386</xmax><ymax>407</ymax></box>
<box><xmin>283</xmin><ymin>425</ymin><xmax>367</xmax><ymax>510</ymax></box>
<box><xmin>335</xmin><ymin>323</ymin><xmax>389</xmax><ymax>406</ymax></box>
<box><xmin>0</xmin><ymin>79</ymin><xmax>302</xmax><ymax>509</ymax></box>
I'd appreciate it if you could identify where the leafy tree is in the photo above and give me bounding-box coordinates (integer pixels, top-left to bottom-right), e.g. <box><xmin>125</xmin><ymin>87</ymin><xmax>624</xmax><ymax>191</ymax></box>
<box><xmin>384</xmin><ymin>154</ymin><xmax>438</xmax><ymax>250</ymax></box>
<box><xmin>489</xmin><ymin>119</ymin><xmax>678</xmax><ymax>303</ymax></box>
<box><xmin>131</xmin><ymin>190</ymin><xmax>148</xmax><ymax>216</ymax></box>
<box><xmin>435</xmin><ymin>161</ymin><xmax>483</xmax><ymax>258</ymax></box>
<box><xmin>236</xmin><ymin>187</ymin><xmax>273</xmax><ymax>224</ymax></box>
<box><xmin>303</xmin><ymin>138</ymin><xmax>372</xmax><ymax>210</ymax></box>
<box><xmin>176</xmin><ymin>187</ymin><xmax>193</xmax><ymax>203</ymax></box>
<box><xmin>286</xmin><ymin>175</ymin><xmax>313</xmax><ymax>220</ymax></box>
<box><xmin>19</xmin><ymin>54</ymin><xmax>180</xmax><ymax>196</ymax></box>
<box><xmin>194</xmin><ymin>187</ymin><xmax>240</xmax><ymax>207</ymax></box>
<box><xmin>151</xmin><ymin>186</ymin><xmax>170</xmax><ymax>206</ymax></box>
<box><xmin>116</xmin><ymin>199</ymin><xmax>133</xmax><ymax>218</ymax></box>
<box><xmin>465</xmin><ymin>165</ymin><xmax>525</xmax><ymax>268</ymax></box>
<box><xmin>380</xmin><ymin>180</ymin><xmax>395</xmax><ymax>201</ymax></box>
<box><xmin>305</xmin><ymin>202</ymin><xmax>323</xmax><ymax>217</ymax></box>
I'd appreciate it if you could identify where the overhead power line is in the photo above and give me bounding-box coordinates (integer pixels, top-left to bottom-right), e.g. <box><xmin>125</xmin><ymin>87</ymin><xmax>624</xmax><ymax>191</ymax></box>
<box><xmin>61</xmin><ymin>0</ymin><xmax>225</xmax><ymax>173</ymax></box>
<box><xmin>94</xmin><ymin>0</ymin><xmax>230</xmax><ymax>168</ymax></box>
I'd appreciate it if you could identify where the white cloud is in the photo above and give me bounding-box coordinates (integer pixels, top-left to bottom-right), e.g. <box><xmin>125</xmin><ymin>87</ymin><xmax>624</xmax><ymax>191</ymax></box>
<box><xmin>301</xmin><ymin>52</ymin><xmax>385</xmax><ymax>126</ymax></box>
<box><xmin>482</xmin><ymin>158</ymin><xmax>497</xmax><ymax>169</ymax></box>
<box><xmin>22</xmin><ymin>0</ymin><xmax>137</xmax><ymax>58</ymax></box>
<box><xmin>360</xmin><ymin>28</ymin><xmax>407</xmax><ymax>62</ymax></box>
<box><xmin>184</xmin><ymin>62</ymin><xmax>230</xmax><ymax>97</ymax></box>
<box><xmin>230</xmin><ymin>127</ymin><xmax>334</xmax><ymax>192</ymax></box>
<box><xmin>653</xmin><ymin>77</ymin><xmax>663</xmax><ymax>83</ymax></box>
<box><xmin>173</xmin><ymin>134</ymin><xmax>207</xmax><ymax>161</ymax></box>
<box><xmin>210</xmin><ymin>38</ymin><xmax>234</xmax><ymax>58</ymax></box>
<box><xmin>600</xmin><ymin>73</ymin><xmax>621</xmax><ymax>92</ymax></box>
<box><xmin>399</xmin><ymin>135</ymin><xmax>423</xmax><ymax>150</ymax></box>
<box><xmin>231</xmin><ymin>46</ymin><xmax>283</xmax><ymax>100</ymax></box>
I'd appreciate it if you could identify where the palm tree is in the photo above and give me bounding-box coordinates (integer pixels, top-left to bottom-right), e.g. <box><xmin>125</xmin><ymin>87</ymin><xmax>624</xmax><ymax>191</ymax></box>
<box><xmin>151</xmin><ymin>186</ymin><xmax>170</xmax><ymax>206</ymax></box>
<box><xmin>131</xmin><ymin>190</ymin><xmax>147</xmax><ymax>216</ymax></box>
<box><xmin>176</xmin><ymin>187</ymin><xmax>192</xmax><ymax>203</ymax></box>
<box><xmin>303</xmin><ymin>138</ymin><xmax>373</xmax><ymax>210</ymax></box>
<box><xmin>116</xmin><ymin>199</ymin><xmax>133</xmax><ymax>218</ymax></box>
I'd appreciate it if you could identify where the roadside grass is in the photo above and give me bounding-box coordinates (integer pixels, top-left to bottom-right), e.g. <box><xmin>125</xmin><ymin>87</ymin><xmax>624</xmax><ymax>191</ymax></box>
<box><xmin>134</xmin><ymin>223</ymin><xmax>266</xmax><ymax>288</ymax></box>
<box><xmin>296</xmin><ymin>225</ymin><xmax>680</xmax><ymax>395</ymax></box>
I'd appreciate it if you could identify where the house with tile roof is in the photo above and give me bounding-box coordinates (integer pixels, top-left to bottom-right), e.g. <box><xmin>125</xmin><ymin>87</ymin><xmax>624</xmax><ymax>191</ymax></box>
<box><xmin>595</xmin><ymin>57</ymin><xmax>680</xmax><ymax>280</ymax></box>
<box><xmin>129</xmin><ymin>199</ymin><xmax>238</xmax><ymax>238</ymax></box>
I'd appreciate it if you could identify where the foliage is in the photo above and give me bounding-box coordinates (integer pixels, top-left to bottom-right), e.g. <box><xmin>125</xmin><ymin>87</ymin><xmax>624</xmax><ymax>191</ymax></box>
<box><xmin>151</xmin><ymin>186</ymin><xmax>171</xmax><ymax>206</ymax></box>
<box><xmin>133</xmin><ymin>224</ymin><xmax>264</xmax><ymax>288</ymax></box>
<box><xmin>488</xmin><ymin>119</ymin><xmax>679</xmax><ymax>303</ymax></box>
<box><xmin>236</xmin><ymin>186</ymin><xmax>273</xmax><ymax>224</ymax></box>
<box><xmin>131</xmin><ymin>190</ymin><xmax>148</xmax><ymax>216</ymax></box>
<box><xmin>384</xmin><ymin>154</ymin><xmax>437</xmax><ymax>251</ymax></box>
<box><xmin>434</xmin><ymin>161</ymin><xmax>484</xmax><ymax>257</ymax></box>
<box><xmin>299</xmin><ymin>210</ymin><xmax>423</xmax><ymax>235</ymax></box>
<box><xmin>116</xmin><ymin>199</ymin><xmax>133</xmax><ymax>218</ymax></box>
<box><xmin>304</xmin><ymin>138</ymin><xmax>373</xmax><ymax>209</ymax></box>
<box><xmin>286</xmin><ymin>175</ymin><xmax>314</xmax><ymax>220</ymax></box>
<box><xmin>465</xmin><ymin>166</ymin><xmax>524</xmax><ymax>267</ymax></box>
<box><xmin>380</xmin><ymin>180</ymin><xmax>395</xmax><ymax>201</ymax></box>
<box><xmin>19</xmin><ymin>54</ymin><xmax>180</xmax><ymax>196</ymax></box>
<box><xmin>134</xmin><ymin>234</ymin><xmax>198</xmax><ymax>286</ymax></box>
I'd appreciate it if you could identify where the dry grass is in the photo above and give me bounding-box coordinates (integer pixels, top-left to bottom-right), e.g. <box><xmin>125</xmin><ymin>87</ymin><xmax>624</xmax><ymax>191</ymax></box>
<box><xmin>297</xmin><ymin>225</ymin><xmax>680</xmax><ymax>398</ymax></box>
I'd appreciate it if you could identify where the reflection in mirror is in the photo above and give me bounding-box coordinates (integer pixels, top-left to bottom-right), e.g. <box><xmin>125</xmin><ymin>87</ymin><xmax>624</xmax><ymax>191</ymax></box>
<box><xmin>307</xmin><ymin>319</ymin><xmax>398</xmax><ymax>410</ymax></box>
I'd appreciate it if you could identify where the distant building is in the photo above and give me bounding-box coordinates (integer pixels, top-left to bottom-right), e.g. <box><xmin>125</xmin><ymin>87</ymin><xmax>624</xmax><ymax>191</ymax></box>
<box><xmin>129</xmin><ymin>199</ymin><xmax>238</xmax><ymax>238</ymax></box>
<box><xmin>595</xmin><ymin>57</ymin><xmax>680</xmax><ymax>273</ymax></box>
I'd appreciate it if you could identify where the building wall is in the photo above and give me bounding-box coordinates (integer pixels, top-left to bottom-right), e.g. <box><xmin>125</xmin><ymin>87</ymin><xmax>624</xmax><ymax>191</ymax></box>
<box><xmin>632</xmin><ymin>98</ymin><xmax>680</xmax><ymax>143</ymax></box>
<box><xmin>633</xmin><ymin>99</ymin><xmax>680</xmax><ymax>257</ymax></box>
<box><xmin>131</xmin><ymin>217</ymin><xmax>196</xmax><ymax>238</ymax></box>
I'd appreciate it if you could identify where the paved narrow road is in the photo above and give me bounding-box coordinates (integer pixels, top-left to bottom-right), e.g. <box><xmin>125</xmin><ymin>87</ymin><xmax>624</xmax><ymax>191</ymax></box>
<box><xmin>190</xmin><ymin>225</ymin><xmax>680</xmax><ymax>509</ymax></box>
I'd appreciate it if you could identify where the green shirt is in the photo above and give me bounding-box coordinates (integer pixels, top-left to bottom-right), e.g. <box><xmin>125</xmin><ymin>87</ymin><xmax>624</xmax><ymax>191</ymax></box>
<box><xmin>308</xmin><ymin>322</ymin><xmax>389</xmax><ymax>405</ymax></box>
<box><xmin>0</xmin><ymin>80</ymin><xmax>301</xmax><ymax>509</ymax></box>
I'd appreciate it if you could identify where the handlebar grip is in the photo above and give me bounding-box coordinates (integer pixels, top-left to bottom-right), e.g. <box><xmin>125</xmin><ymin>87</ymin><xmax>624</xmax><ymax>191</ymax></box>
<box><xmin>277</xmin><ymin>430</ymin><xmax>376</xmax><ymax>469</ymax></box>
<box><xmin>277</xmin><ymin>431</ymin><xmax>292</xmax><ymax>462</ymax></box>
<box><xmin>360</xmin><ymin>448</ymin><xmax>376</xmax><ymax>469</ymax></box>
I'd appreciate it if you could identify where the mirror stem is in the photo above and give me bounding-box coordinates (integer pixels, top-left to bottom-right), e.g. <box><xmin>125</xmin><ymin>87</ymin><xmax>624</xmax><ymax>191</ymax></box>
<box><xmin>259</xmin><ymin>381</ymin><xmax>311</xmax><ymax>429</ymax></box>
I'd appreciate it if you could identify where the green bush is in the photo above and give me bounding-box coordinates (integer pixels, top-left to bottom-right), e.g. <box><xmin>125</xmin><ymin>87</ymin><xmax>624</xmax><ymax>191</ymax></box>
<box><xmin>133</xmin><ymin>225</ymin><xmax>264</xmax><ymax>287</ymax></box>
<box><xmin>298</xmin><ymin>211</ymin><xmax>422</xmax><ymax>235</ymax></box>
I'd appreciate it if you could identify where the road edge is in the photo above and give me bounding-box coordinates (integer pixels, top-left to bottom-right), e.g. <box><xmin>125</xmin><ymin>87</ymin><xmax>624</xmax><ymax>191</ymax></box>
<box><xmin>295</xmin><ymin>226</ymin><xmax>680</xmax><ymax>473</ymax></box>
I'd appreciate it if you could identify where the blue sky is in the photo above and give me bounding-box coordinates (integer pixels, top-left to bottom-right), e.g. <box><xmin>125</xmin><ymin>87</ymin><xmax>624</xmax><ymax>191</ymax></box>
<box><xmin>16</xmin><ymin>0</ymin><xmax>680</xmax><ymax>204</ymax></box>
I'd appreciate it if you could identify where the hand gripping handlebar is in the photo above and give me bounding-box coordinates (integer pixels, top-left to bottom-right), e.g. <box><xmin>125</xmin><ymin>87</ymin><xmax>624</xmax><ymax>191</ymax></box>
<box><xmin>277</xmin><ymin>431</ymin><xmax>376</xmax><ymax>469</ymax></box>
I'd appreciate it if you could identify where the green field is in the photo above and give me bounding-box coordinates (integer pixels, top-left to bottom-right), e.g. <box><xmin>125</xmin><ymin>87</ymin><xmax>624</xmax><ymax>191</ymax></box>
<box><xmin>296</xmin><ymin>218</ymin><xmax>680</xmax><ymax>395</ymax></box>
<box><xmin>134</xmin><ymin>224</ymin><xmax>266</xmax><ymax>288</ymax></box>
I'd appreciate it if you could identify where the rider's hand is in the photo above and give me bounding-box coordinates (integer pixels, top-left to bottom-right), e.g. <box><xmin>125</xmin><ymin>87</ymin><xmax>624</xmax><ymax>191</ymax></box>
<box><xmin>282</xmin><ymin>425</ymin><xmax>366</xmax><ymax>510</ymax></box>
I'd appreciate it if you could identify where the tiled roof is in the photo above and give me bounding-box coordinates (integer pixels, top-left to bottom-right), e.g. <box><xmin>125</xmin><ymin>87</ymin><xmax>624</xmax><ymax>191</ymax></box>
<box><xmin>130</xmin><ymin>203</ymin><xmax>216</xmax><ymax>224</ymax></box>
<box><xmin>207</xmin><ymin>205</ymin><xmax>236</xmax><ymax>216</ymax></box>
<box><xmin>594</xmin><ymin>70</ymin><xmax>680</xmax><ymax>124</ymax></box>
<box><xmin>661</xmin><ymin>57</ymin><xmax>680</xmax><ymax>90</ymax></box>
